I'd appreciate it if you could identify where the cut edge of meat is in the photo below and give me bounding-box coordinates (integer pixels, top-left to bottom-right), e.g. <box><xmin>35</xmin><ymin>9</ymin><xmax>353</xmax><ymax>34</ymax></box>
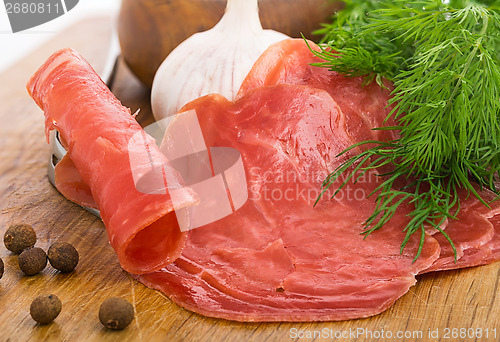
<box><xmin>138</xmin><ymin>263</ymin><xmax>420</xmax><ymax>322</ymax></box>
<box><xmin>422</xmin><ymin>187</ymin><xmax>500</xmax><ymax>273</ymax></box>
<box><xmin>478</xmin><ymin>214</ymin><xmax>500</xmax><ymax>265</ymax></box>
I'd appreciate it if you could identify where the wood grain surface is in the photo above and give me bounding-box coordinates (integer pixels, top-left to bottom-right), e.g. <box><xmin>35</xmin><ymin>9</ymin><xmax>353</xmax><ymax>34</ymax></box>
<box><xmin>0</xmin><ymin>17</ymin><xmax>498</xmax><ymax>342</ymax></box>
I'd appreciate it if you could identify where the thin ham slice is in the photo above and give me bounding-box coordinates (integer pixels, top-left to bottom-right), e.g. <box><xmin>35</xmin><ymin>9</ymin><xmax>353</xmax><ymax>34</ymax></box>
<box><xmin>423</xmin><ymin>188</ymin><xmax>500</xmax><ymax>272</ymax></box>
<box><xmin>138</xmin><ymin>85</ymin><xmax>440</xmax><ymax>321</ymax></box>
<box><xmin>422</xmin><ymin>210</ymin><xmax>494</xmax><ymax>272</ymax></box>
<box><xmin>27</xmin><ymin>48</ymin><xmax>198</xmax><ymax>274</ymax></box>
<box><xmin>239</xmin><ymin>38</ymin><xmax>500</xmax><ymax>273</ymax></box>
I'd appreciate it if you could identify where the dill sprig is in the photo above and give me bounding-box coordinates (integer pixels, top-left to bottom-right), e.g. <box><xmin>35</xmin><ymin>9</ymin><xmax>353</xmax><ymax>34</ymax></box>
<box><xmin>315</xmin><ymin>0</ymin><xmax>500</xmax><ymax>260</ymax></box>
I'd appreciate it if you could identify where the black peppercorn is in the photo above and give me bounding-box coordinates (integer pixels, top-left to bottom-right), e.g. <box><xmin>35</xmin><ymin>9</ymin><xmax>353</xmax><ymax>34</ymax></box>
<box><xmin>0</xmin><ymin>257</ymin><xmax>3</xmax><ymax>279</ymax></box>
<box><xmin>30</xmin><ymin>294</ymin><xmax>62</xmax><ymax>324</ymax></box>
<box><xmin>4</xmin><ymin>223</ymin><xmax>36</xmax><ymax>254</ymax></box>
<box><xmin>99</xmin><ymin>297</ymin><xmax>134</xmax><ymax>330</ymax></box>
<box><xmin>47</xmin><ymin>242</ymin><xmax>79</xmax><ymax>273</ymax></box>
<box><xmin>18</xmin><ymin>247</ymin><xmax>47</xmax><ymax>276</ymax></box>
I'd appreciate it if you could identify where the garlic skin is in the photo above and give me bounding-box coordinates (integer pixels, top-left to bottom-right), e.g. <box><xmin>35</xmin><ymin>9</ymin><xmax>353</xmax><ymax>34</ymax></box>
<box><xmin>151</xmin><ymin>0</ymin><xmax>289</xmax><ymax>121</ymax></box>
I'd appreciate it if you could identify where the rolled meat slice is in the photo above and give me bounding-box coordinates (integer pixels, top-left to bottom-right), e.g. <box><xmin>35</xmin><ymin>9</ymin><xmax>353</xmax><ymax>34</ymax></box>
<box><xmin>27</xmin><ymin>48</ymin><xmax>197</xmax><ymax>274</ymax></box>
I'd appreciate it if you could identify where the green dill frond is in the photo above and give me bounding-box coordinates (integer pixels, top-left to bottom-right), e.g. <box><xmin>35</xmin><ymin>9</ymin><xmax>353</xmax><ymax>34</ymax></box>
<box><xmin>316</xmin><ymin>0</ymin><xmax>500</xmax><ymax>259</ymax></box>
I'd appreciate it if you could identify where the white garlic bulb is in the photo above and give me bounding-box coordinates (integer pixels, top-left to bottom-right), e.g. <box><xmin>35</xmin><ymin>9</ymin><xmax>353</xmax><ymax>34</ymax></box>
<box><xmin>151</xmin><ymin>0</ymin><xmax>289</xmax><ymax>121</ymax></box>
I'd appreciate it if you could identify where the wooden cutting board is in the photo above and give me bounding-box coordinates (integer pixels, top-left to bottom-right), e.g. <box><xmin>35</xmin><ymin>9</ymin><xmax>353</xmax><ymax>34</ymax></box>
<box><xmin>0</xmin><ymin>17</ymin><xmax>498</xmax><ymax>342</ymax></box>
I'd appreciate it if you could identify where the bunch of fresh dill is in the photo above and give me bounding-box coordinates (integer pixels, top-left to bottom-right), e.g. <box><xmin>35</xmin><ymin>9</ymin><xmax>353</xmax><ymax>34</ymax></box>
<box><xmin>315</xmin><ymin>0</ymin><xmax>500</xmax><ymax>259</ymax></box>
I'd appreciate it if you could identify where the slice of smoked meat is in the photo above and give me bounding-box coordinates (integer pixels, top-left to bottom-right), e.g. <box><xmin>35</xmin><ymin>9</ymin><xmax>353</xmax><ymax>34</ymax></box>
<box><xmin>138</xmin><ymin>84</ymin><xmax>441</xmax><ymax>321</ymax></box>
<box><xmin>238</xmin><ymin>38</ymin><xmax>500</xmax><ymax>274</ymax></box>
<box><xmin>27</xmin><ymin>48</ymin><xmax>198</xmax><ymax>275</ymax></box>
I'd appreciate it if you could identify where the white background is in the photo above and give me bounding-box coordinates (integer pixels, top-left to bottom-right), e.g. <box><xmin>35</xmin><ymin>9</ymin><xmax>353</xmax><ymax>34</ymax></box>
<box><xmin>0</xmin><ymin>0</ymin><xmax>121</xmax><ymax>72</ymax></box>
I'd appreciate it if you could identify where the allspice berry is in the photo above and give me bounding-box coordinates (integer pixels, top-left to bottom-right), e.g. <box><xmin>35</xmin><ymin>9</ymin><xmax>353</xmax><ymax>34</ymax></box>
<box><xmin>30</xmin><ymin>294</ymin><xmax>62</xmax><ymax>324</ymax></box>
<box><xmin>18</xmin><ymin>247</ymin><xmax>47</xmax><ymax>276</ymax></box>
<box><xmin>47</xmin><ymin>242</ymin><xmax>79</xmax><ymax>273</ymax></box>
<box><xmin>0</xmin><ymin>257</ymin><xmax>3</xmax><ymax>279</ymax></box>
<box><xmin>99</xmin><ymin>297</ymin><xmax>134</xmax><ymax>330</ymax></box>
<box><xmin>4</xmin><ymin>223</ymin><xmax>36</xmax><ymax>254</ymax></box>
